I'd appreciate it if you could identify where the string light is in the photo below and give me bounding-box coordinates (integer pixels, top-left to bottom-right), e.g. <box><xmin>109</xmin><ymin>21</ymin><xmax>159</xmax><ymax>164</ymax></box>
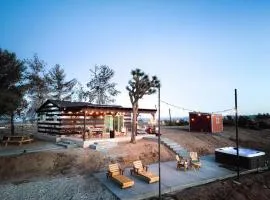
<box><xmin>161</xmin><ymin>99</ymin><xmax>234</xmax><ymax>115</ymax></box>
<box><xmin>161</xmin><ymin>100</ymin><xmax>194</xmax><ymax>112</ymax></box>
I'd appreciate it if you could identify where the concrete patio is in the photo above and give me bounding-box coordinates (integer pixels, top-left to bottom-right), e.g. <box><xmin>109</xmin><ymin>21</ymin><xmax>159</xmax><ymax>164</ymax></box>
<box><xmin>94</xmin><ymin>155</ymin><xmax>236</xmax><ymax>200</ymax></box>
<box><xmin>0</xmin><ymin>141</ymin><xmax>64</xmax><ymax>157</ymax></box>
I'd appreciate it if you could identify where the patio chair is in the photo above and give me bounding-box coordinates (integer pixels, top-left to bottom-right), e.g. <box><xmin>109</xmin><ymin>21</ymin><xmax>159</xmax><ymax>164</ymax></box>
<box><xmin>106</xmin><ymin>163</ymin><xmax>134</xmax><ymax>189</ymax></box>
<box><xmin>176</xmin><ymin>155</ymin><xmax>188</xmax><ymax>171</ymax></box>
<box><xmin>189</xmin><ymin>152</ymin><xmax>201</xmax><ymax>169</ymax></box>
<box><xmin>131</xmin><ymin>160</ymin><xmax>159</xmax><ymax>184</ymax></box>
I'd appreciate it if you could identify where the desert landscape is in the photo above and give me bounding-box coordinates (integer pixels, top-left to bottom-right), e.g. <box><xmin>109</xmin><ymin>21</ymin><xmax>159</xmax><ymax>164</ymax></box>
<box><xmin>1</xmin><ymin>1</ymin><xmax>270</xmax><ymax>199</ymax></box>
<box><xmin>0</xmin><ymin>125</ymin><xmax>269</xmax><ymax>199</ymax></box>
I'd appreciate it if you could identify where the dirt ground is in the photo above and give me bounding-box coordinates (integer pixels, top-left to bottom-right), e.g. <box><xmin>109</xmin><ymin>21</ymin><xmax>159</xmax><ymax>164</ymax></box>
<box><xmin>0</xmin><ymin>139</ymin><xmax>174</xmax><ymax>183</ymax></box>
<box><xmin>0</xmin><ymin>125</ymin><xmax>270</xmax><ymax>200</ymax></box>
<box><xmin>162</xmin><ymin>126</ymin><xmax>270</xmax><ymax>159</ymax></box>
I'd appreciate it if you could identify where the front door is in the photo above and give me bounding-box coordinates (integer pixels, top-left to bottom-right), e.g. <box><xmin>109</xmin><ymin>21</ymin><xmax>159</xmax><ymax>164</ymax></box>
<box><xmin>114</xmin><ymin>115</ymin><xmax>124</xmax><ymax>132</ymax></box>
<box><xmin>104</xmin><ymin>115</ymin><xmax>113</xmax><ymax>133</ymax></box>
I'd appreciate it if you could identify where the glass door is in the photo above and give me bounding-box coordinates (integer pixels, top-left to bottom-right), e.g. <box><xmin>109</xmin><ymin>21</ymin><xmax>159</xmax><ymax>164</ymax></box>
<box><xmin>104</xmin><ymin>115</ymin><xmax>113</xmax><ymax>133</ymax></box>
<box><xmin>113</xmin><ymin>115</ymin><xmax>124</xmax><ymax>132</ymax></box>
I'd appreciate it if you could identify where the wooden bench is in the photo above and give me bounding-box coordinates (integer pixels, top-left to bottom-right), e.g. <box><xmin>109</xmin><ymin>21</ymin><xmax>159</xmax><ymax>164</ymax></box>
<box><xmin>107</xmin><ymin>163</ymin><xmax>134</xmax><ymax>189</ymax></box>
<box><xmin>2</xmin><ymin>135</ymin><xmax>34</xmax><ymax>147</ymax></box>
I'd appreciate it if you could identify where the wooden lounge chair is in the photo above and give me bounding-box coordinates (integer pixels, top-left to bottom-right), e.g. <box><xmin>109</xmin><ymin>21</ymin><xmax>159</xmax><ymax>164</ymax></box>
<box><xmin>106</xmin><ymin>163</ymin><xmax>134</xmax><ymax>189</ymax></box>
<box><xmin>189</xmin><ymin>152</ymin><xmax>201</xmax><ymax>169</ymax></box>
<box><xmin>132</xmin><ymin>160</ymin><xmax>159</xmax><ymax>184</ymax></box>
<box><xmin>176</xmin><ymin>155</ymin><xmax>188</xmax><ymax>171</ymax></box>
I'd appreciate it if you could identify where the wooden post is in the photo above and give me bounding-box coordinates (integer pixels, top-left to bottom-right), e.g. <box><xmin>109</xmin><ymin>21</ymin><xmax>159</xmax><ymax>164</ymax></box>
<box><xmin>83</xmin><ymin>110</ymin><xmax>86</xmax><ymax>141</ymax></box>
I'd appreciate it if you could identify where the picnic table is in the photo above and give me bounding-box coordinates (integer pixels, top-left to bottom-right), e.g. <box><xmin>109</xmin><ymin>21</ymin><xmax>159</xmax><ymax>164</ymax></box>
<box><xmin>91</xmin><ymin>128</ymin><xmax>103</xmax><ymax>138</ymax></box>
<box><xmin>1</xmin><ymin>135</ymin><xmax>34</xmax><ymax>147</ymax></box>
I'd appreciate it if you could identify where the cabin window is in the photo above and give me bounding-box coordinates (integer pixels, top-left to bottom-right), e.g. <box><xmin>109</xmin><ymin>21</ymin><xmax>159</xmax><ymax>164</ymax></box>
<box><xmin>40</xmin><ymin>114</ymin><xmax>46</xmax><ymax>121</ymax></box>
<box><xmin>216</xmin><ymin>117</ymin><xmax>220</xmax><ymax>124</ymax></box>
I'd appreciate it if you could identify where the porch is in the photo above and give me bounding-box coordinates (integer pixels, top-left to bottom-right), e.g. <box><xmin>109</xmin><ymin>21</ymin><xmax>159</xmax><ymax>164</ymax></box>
<box><xmin>37</xmin><ymin>99</ymin><xmax>157</xmax><ymax>140</ymax></box>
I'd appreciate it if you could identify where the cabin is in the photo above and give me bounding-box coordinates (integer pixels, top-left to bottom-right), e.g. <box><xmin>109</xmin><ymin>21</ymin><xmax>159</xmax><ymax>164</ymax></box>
<box><xmin>36</xmin><ymin>100</ymin><xmax>156</xmax><ymax>139</ymax></box>
<box><xmin>189</xmin><ymin>112</ymin><xmax>223</xmax><ymax>133</ymax></box>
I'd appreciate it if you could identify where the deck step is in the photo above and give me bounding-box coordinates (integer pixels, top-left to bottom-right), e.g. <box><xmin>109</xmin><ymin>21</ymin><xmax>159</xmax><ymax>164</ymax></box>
<box><xmin>56</xmin><ymin>141</ymin><xmax>77</xmax><ymax>148</ymax></box>
<box><xmin>89</xmin><ymin>141</ymin><xmax>118</xmax><ymax>151</ymax></box>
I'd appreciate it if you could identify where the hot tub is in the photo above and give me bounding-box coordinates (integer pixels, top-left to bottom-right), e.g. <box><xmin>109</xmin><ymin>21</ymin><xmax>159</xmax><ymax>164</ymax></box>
<box><xmin>215</xmin><ymin>147</ymin><xmax>265</xmax><ymax>169</ymax></box>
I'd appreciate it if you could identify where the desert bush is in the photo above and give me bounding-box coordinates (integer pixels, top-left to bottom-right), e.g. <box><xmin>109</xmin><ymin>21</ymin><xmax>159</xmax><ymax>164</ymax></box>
<box><xmin>163</xmin><ymin>119</ymin><xmax>188</xmax><ymax>126</ymax></box>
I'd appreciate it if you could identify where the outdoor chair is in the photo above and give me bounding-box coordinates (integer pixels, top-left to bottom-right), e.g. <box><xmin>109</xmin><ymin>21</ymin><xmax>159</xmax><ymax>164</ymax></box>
<box><xmin>106</xmin><ymin>163</ymin><xmax>134</xmax><ymax>189</ymax></box>
<box><xmin>189</xmin><ymin>152</ymin><xmax>202</xmax><ymax>170</ymax></box>
<box><xmin>176</xmin><ymin>155</ymin><xmax>188</xmax><ymax>171</ymax></box>
<box><xmin>131</xmin><ymin>160</ymin><xmax>159</xmax><ymax>184</ymax></box>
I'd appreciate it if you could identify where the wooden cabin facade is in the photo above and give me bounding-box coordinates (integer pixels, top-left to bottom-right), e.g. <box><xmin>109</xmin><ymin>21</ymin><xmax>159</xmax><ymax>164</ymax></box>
<box><xmin>37</xmin><ymin>100</ymin><xmax>156</xmax><ymax>139</ymax></box>
<box><xmin>189</xmin><ymin>112</ymin><xmax>223</xmax><ymax>133</ymax></box>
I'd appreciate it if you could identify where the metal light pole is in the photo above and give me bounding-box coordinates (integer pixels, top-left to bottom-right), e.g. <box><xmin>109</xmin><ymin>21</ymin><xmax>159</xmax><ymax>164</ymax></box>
<box><xmin>235</xmin><ymin>89</ymin><xmax>240</xmax><ymax>180</ymax></box>
<box><xmin>158</xmin><ymin>86</ymin><xmax>161</xmax><ymax>199</ymax></box>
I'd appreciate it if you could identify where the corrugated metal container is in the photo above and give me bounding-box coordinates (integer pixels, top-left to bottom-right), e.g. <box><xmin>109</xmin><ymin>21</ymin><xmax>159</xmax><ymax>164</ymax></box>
<box><xmin>189</xmin><ymin>112</ymin><xmax>223</xmax><ymax>133</ymax></box>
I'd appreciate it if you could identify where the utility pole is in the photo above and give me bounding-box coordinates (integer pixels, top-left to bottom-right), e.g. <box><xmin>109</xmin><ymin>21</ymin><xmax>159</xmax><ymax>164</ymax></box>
<box><xmin>158</xmin><ymin>86</ymin><xmax>161</xmax><ymax>199</ymax></box>
<box><xmin>235</xmin><ymin>89</ymin><xmax>240</xmax><ymax>180</ymax></box>
<box><xmin>169</xmin><ymin>108</ymin><xmax>172</xmax><ymax>125</ymax></box>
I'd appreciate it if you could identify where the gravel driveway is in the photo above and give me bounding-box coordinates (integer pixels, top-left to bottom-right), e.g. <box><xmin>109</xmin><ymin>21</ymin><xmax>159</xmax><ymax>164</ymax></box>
<box><xmin>0</xmin><ymin>175</ymin><xmax>116</xmax><ymax>200</ymax></box>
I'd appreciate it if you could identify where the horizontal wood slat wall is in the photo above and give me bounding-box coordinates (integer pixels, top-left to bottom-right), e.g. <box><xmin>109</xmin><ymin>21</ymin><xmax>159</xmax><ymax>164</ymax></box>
<box><xmin>37</xmin><ymin>101</ymin><xmax>155</xmax><ymax>135</ymax></box>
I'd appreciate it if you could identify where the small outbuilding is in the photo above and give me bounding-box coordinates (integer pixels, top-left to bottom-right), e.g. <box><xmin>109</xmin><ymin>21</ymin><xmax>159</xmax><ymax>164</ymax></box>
<box><xmin>189</xmin><ymin>112</ymin><xmax>223</xmax><ymax>133</ymax></box>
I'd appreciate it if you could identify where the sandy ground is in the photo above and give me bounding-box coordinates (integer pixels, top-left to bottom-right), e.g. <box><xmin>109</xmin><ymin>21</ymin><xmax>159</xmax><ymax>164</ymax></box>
<box><xmin>161</xmin><ymin>126</ymin><xmax>270</xmax><ymax>159</ymax></box>
<box><xmin>0</xmin><ymin>126</ymin><xmax>269</xmax><ymax>200</ymax></box>
<box><xmin>0</xmin><ymin>139</ymin><xmax>174</xmax><ymax>182</ymax></box>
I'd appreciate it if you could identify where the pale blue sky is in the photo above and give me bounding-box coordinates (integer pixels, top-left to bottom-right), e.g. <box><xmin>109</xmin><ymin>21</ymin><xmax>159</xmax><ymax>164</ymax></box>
<box><xmin>1</xmin><ymin>0</ymin><xmax>270</xmax><ymax>117</ymax></box>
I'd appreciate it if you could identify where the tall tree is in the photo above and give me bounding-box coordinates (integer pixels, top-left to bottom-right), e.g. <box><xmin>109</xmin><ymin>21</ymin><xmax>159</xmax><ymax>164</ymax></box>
<box><xmin>85</xmin><ymin>65</ymin><xmax>120</xmax><ymax>104</ymax></box>
<box><xmin>25</xmin><ymin>54</ymin><xmax>49</xmax><ymax>120</ymax></box>
<box><xmin>126</xmin><ymin>68</ymin><xmax>160</xmax><ymax>143</ymax></box>
<box><xmin>0</xmin><ymin>49</ymin><xmax>28</xmax><ymax>135</ymax></box>
<box><xmin>71</xmin><ymin>81</ymin><xmax>87</xmax><ymax>102</ymax></box>
<box><xmin>46</xmin><ymin>64</ymin><xmax>77</xmax><ymax>101</ymax></box>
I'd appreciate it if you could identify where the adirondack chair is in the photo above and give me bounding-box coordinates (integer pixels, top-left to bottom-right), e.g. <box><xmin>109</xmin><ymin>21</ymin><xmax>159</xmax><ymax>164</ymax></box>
<box><xmin>132</xmin><ymin>160</ymin><xmax>159</xmax><ymax>184</ymax></box>
<box><xmin>107</xmin><ymin>163</ymin><xmax>134</xmax><ymax>189</ymax></box>
<box><xmin>189</xmin><ymin>152</ymin><xmax>202</xmax><ymax>169</ymax></box>
<box><xmin>176</xmin><ymin>155</ymin><xmax>188</xmax><ymax>171</ymax></box>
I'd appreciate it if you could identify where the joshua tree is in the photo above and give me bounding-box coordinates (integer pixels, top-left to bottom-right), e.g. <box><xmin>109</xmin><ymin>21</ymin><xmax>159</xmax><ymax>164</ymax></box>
<box><xmin>126</xmin><ymin>69</ymin><xmax>160</xmax><ymax>143</ymax></box>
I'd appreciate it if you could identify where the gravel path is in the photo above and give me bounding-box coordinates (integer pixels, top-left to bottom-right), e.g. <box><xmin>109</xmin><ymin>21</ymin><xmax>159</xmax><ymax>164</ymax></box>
<box><xmin>0</xmin><ymin>175</ymin><xmax>116</xmax><ymax>200</ymax></box>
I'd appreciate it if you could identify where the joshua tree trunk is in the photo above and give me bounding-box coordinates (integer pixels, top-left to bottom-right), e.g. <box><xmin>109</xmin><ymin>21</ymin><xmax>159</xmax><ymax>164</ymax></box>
<box><xmin>131</xmin><ymin>102</ymin><xmax>138</xmax><ymax>143</ymax></box>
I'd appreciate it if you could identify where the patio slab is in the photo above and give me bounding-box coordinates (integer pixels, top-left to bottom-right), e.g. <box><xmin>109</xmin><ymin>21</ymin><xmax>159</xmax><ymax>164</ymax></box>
<box><xmin>94</xmin><ymin>155</ymin><xmax>236</xmax><ymax>200</ymax></box>
<box><xmin>0</xmin><ymin>141</ymin><xmax>64</xmax><ymax>157</ymax></box>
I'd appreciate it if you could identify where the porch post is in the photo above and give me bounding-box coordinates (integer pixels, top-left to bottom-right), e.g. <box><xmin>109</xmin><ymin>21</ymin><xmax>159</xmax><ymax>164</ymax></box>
<box><xmin>151</xmin><ymin>112</ymin><xmax>156</xmax><ymax>131</ymax></box>
<box><xmin>83</xmin><ymin>110</ymin><xmax>86</xmax><ymax>141</ymax></box>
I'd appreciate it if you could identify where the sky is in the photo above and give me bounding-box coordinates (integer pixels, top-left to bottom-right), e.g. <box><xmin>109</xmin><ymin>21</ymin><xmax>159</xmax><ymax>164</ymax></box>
<box><xmin>1</xmin><ymin>0</ymin><xmax>270</xmax><ymax>117</ymax></box>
